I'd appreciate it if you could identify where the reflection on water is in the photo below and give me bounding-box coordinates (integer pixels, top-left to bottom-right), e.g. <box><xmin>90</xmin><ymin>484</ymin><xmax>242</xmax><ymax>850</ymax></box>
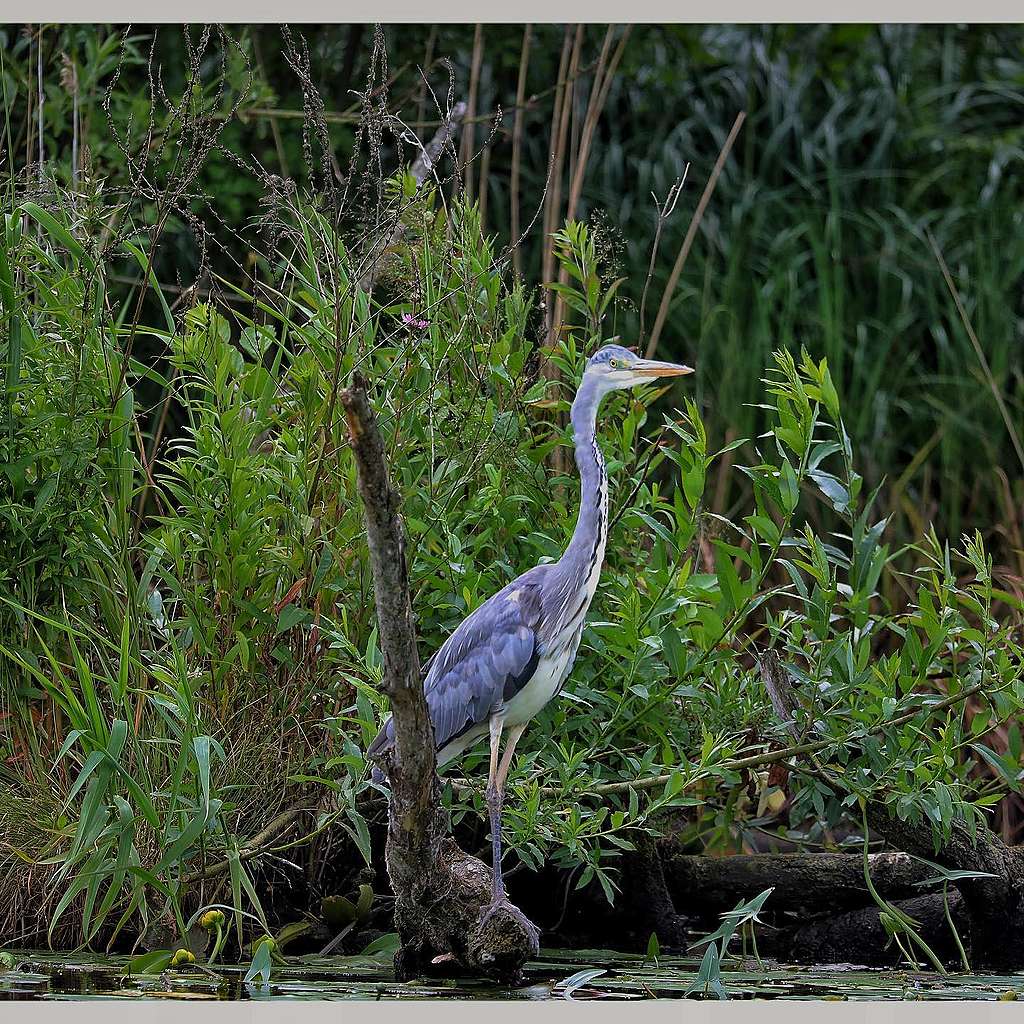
<box><xmin>2</xmin><ymin>948</ymin><xmax>1021</xmax><ymax>1001</ymax></box>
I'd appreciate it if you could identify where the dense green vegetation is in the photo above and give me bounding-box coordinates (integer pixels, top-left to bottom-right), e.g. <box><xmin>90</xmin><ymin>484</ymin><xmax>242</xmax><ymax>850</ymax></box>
<box><xmin>0</xmin><ymin>24</ymin><xmax>1022</xmax><ymax>979</ymax></box>
<box><xmin>3</xmin><ymin>25</ymin><xmax>1022</xmax><ymax>553</ymax></box>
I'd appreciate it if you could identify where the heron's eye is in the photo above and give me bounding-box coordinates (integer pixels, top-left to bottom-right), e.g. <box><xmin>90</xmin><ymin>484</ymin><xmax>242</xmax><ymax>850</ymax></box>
<box><xmin>609</xmin><ymin>358</ymin><xmax>620</xmax><ymax>369</ymax></box>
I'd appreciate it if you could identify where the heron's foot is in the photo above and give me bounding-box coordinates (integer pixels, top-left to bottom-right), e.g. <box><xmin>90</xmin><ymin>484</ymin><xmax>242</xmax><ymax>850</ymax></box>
<box><xmin>478</xmin><ymin>896</ymin><xmax>541</xmax><ymax>955</ymax></box>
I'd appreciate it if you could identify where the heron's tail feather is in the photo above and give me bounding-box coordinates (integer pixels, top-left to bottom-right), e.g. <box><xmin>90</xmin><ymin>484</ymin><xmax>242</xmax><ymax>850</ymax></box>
<box><xmin>367</xmin><ymin>715</ymin><xmax>394</xmax><ymax>785</ymax></box>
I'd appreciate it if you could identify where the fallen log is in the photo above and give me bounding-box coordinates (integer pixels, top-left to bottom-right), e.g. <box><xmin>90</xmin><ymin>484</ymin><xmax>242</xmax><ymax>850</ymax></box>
<box><xmin>866</xmin><ymin>804</ymin><xmax>1024</xmax><ymax>971</ymax></box>
<box><xmin>751</xmin><ymin>656</ymin><xmax>1024</xmax><ymax>970</ymax></box>
<box><xmin>342</xmin><ymin>373</ymin><xmax>536</xmax><ymax>981</ymax></box>
<box><xmin>660</xmin><ymin>850</ymin><xmax>936</xmax><ymax>917</ymax></box>
<box><xmin>779</xmin><ymin>892</ymin><xmax>969</xmax><ymax>968</ymax></box>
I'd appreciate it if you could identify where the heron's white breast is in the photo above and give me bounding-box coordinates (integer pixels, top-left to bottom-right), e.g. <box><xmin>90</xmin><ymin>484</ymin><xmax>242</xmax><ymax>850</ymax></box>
<box><xmin>502</xmin><ymin>641</ymin><xmax>579</xmax><ymax>726</ymax></box>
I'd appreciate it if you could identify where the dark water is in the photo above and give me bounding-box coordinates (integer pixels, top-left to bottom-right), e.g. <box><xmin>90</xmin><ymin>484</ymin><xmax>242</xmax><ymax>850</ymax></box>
<box><xmin>2</xmin><ymin>948</ymin><xmax>1021</xmax><ymax>1001</ymax></box>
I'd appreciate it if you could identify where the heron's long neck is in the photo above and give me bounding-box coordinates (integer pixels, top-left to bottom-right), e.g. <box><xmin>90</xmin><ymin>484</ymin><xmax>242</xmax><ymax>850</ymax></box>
<box><xmin>551</xmin><ymin>375</ymin><xmax>609</xmax><ymax>613</ymax></box>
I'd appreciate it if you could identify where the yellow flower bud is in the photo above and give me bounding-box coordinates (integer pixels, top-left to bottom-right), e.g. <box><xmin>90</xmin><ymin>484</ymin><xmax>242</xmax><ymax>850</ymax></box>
<box><xmin>200</xmin><ymin>909</ymin><xmax>226</xmax><ymax>931</ymax></box>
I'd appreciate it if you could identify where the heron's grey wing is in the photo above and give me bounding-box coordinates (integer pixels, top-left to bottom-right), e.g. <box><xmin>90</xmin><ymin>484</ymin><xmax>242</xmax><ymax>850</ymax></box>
<box><xmin>424</xmin><ymin>611</ymin><xmax>539</xmax><ymax>752</ymax></box>
<box><xmin>367</xmin><ymin>572</ymin><xmax>545</xmax><ymax>760</ymax></box>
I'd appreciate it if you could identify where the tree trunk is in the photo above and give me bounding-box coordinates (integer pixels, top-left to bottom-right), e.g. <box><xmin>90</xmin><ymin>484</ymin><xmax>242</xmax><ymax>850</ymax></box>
<box><xmin>342</xmin><ymin>374</ymin><xmax>537</xmax><ymax>981</ymax></box>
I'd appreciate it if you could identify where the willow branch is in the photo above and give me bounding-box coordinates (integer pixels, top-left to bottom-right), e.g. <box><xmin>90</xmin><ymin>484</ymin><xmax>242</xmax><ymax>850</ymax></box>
<box><xmin>543</xmin><ymin>680</ymin><xmax>985</xmax><ymax>799</ymax></box>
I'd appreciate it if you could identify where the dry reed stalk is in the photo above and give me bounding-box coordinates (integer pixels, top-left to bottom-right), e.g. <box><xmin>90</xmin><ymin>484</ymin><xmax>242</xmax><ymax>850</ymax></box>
<box><xmin>540</xmin><ymin>29</ymin><xmax>575</xmax><ymax>323</ymax></box>
<box><xmin>510</xmin><ymin>25</ymin><xmax>532</xmax><ymax>277</ymax></box>
<box><xmin>645</xmin><ymin>110</ymin><xmax>746</xmax><ymax>359</ymax></box>
<box><xmin>540</xmin><ymin>27</ymin><xmax>583</xmax><ymax>478</ymax></box>
<box><xmin>565</xmin><ymin>26</ymin><xmax>630</xmax><ymax>223</ymax></box>
<box><xmin>542</xmin><ymin>25</ymin><xmax>582</xmax><ymax>350</ymax></box>
<box><xmin>37</xmin><ymin>26</ymin><xmax>44</xmax><ymax>171</ymax></box>
<box><xmin>25</xmin><ymin>29</ymin><xmax>33</xmax><ymax>171</ymax></box>
<box><xmin>461</xmin><ymin>25</ymin><xmax>484</xmax><ymax>200</ymax></box>
<box><xmin>415</xmin><ymin>26</ymin><xmax>439</xmax><ymax>131</ymax></box>
<box><xmin>549</xmin><ymin>26</ymin><xmax>632</xmax><ymax>347</ymax></box>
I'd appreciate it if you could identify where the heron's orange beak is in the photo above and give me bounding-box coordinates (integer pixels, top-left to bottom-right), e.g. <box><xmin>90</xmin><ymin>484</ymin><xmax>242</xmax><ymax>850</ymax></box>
<box><xmin>631</xmin><ymin>358</ymin><xmax>695</xmax><ymax>378</ymax></box>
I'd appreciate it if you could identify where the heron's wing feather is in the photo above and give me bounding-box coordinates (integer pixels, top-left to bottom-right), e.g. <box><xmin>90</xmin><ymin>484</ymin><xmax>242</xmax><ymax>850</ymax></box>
<box><xmin>424</xmin><ymin>574</ymin><xmax>544</xmax><ymax>750</ymax></box>
<box><xmin>367</xmin><ymin>568</ymin><xmax>547</xmax><ymax>760</ymax></box>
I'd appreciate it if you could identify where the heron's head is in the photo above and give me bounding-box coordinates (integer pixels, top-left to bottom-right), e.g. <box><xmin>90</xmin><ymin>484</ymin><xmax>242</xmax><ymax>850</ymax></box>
<box><xmin>584</xmin><ymin>343</ymin><xmax>694</xmax><ymax>393</ymax></box>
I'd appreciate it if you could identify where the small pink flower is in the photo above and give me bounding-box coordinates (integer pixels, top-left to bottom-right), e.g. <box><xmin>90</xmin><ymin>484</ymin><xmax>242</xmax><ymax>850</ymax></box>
<box><xmin>402</xmin><ymin>312</ymin><xmax>429</xmax><ymax>330</ymax></box>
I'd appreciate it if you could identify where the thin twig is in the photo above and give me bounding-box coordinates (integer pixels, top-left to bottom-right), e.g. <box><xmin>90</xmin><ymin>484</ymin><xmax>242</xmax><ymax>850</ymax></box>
<box><xmin>646</xmin><ymin>111</ymin><xmax>746</xmax><ymax>359</ymax></box>
<box><xmin>639</xmin><ymin>165</ymin><xmax>689</xmax><ymax>345</ymax></box>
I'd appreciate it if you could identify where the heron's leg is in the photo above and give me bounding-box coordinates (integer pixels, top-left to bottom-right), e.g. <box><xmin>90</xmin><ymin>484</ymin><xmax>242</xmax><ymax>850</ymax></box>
<box><xmin>480</xmin><ymin>722</ymin><xmax>539</xmax><ymax>951</ymax></box>
<box><xmin>485</xmin><ymin>716</ymin><xmax>506</xmax><ymax>902</ymax></box>
<box><xmin>486</xmin><ymin>721</ymin><xmax>527</xmax><ymax>904</ymax></box>
<box><xmin>496</xmin><ymin>723</ymin><xmax>527</xmax><ymax>793</ymax></box>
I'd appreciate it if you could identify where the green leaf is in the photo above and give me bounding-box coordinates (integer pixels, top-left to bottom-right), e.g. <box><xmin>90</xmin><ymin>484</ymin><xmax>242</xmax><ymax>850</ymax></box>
<box><xmin>152</xmin><ymin>801</ymin><xmax>222</xmax><ymax>874</ymax></box>
<box><xmin>660</xmin><ymin>625</ymin><xmax>687</xmax><ymax>678</ymax></box>
<box><xmin>243</xmin><ymin>938</ymin><xmax>274</xmax><ymax>989</ymax></box>
<box><xmin>969</xmin><ymin>744</ymin><xmax>1021</xmax><ymax>792</ymax></box>
<box><xmin>686</xmin><ymin>943</ymin><xmax>728</xmax><ymax>1000</ymax></box>
<box><xmin>809</xmin><ymin>470</ymin><xmax>850</xmax><ymax>511</ymax></box>
<box><xmin>345</xmin><ymin>808</ymin><xmax>373</xmax><ymax>867</ymax></box>
<box><xmin>128</xmin><ymin>950</ymin><xmax>173</xmax><ymax>975</ymax></box>
<box><xmin>360</xmin><ymin>932</ymin><xmax>400</xmax><ymax>957</ymax></box>
<box><xmin>276</xmin><ymin>605</ymin><xmax>307</xmax><ymax>634</ymax></box>
<box><xmin>779</xmin><ymin>459</ymin><xmax>799</xmax><ymax>513</ymax></box>
<box><xmin>65</xmin><ymin>750</ymin><xmax>106</xmax><ymax>805</ymax></box>
<box><xmin>193</xmin><ymin>736</ymin><xmax>212</xmax><ymax>815</ymax></box>
<box><xmin>20</xmin><ymin>202</ymin><xmax>94</xmax><ymax>271</ymax></box>
<box><xmin>115</xmin><ymin>614</ymin><xmax>132</xmax><ymax>704</ymax></box>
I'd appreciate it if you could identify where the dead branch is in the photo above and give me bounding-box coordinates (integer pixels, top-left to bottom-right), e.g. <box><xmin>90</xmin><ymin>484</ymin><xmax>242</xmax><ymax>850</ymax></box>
<box><xmin>341</xmin><ymin>372</ymin><xmax>537</xmax><ymax>981</ymax></box>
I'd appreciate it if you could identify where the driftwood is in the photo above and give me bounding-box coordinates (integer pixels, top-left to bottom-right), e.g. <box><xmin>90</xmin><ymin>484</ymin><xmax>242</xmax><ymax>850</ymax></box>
<box><xmin>341</xmin><ymin>373</ymin><xmax>536</xmax><ymax>981</ymax></box>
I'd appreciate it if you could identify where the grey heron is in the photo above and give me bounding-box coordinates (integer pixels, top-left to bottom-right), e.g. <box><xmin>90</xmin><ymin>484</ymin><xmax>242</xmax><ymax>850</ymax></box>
<box><xmin>368</xmin><ymin>343</ymin><xmax>694</xmax><ymax>937</ymax></box>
